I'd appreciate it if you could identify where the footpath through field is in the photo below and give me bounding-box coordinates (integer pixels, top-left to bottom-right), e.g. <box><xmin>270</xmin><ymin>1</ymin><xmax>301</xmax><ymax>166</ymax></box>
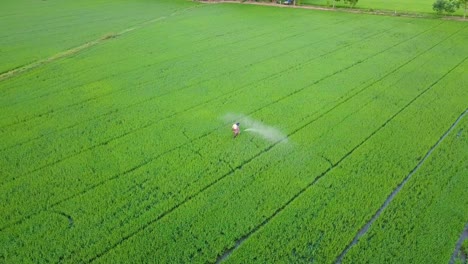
<box><xmin>199</xmin><ymin>0</ymin><xmax>468</xmax><ymax>20</ymax></box>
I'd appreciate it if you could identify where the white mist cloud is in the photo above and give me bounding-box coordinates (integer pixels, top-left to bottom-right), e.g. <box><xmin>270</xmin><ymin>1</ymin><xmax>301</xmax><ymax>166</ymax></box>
<box><xmin>222</xmin><ymin>113</ymin><xmax>288</xmax><ymax>143</ymax></box>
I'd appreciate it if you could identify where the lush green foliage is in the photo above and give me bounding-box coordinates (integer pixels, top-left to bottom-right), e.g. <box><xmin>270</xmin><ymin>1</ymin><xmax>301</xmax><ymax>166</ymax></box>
<box><xmin>1</xmin><ymin>1</ymin><xmax>467</xmax><ymax>263</ymax></box>
<box><xmin>433</xmin><ymin>0</ymin><xmax>461</xmax><ymax>14</ymax></box>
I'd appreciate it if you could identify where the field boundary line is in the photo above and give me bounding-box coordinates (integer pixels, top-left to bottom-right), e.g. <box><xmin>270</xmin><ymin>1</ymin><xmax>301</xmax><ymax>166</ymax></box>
<box><xmin>0</xmin><ymin>20</ymin><xmax>452</xmax><ymax>235</ymax></box>
<box><xmin>0</xmin><ymin>6</ymin><xmax>199</xmax><ymax>82</ymax></box>
<box><xmin>0</xmin><ymin>18</ymin><xmax>341</xmax><ymax>128</ymax></box>
<box><xmin>216</xmin><ymin>54</ymin><xmax>468</xmax><ymax>264</ymax></box>
<box><xmin>0</xmin><ymin>20</ymin><xmax>288</xmax><ymax>100</ymax></box>
<box><xmin>1</xmin><ymin>17</ymin><xmax>391</xmax><ymax>185</ymax></box>
<box><xmin>450</xmin><ymin>223</ymin><xmax>468</xmax><ymax>264</ymax></box>
<box><xmin>85</xmin><ymin>34</ymin><xmax>399</xmax><ymax>260</ymax></box>
<box><xmin>89</xmin><ymin>41</ymin><xmax>453</xmax><ymax>262</ymax></box>
<box><xmin>335</xmin><ymin>105</ymin><xmax>468</xmax><ymax>262</ymax></box>
<box><xmin>0</xmin><ymin>14</ymin><xmax>361</xmax><ymax>130</ymax></box>
<box><xmin>0</xmin><ymin>22</ymin><xmax>451</xmax><ymax>256</ymax></box>
<box><xmin>0</xmin><ymin>18</ymin><xmax>449</xmax><ymax>233</ymax></box>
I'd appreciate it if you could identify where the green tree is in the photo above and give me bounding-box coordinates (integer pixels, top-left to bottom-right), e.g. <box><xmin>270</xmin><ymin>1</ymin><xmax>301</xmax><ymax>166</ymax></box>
<box><xmin>433</xmin><ymin>0</ymin><xmax>446</xmax><ymax>14</ymax></box>
<box><xmin>444</xmin><ymin>0</ymin><xmax>460</xmax><ymax>14</ymax></box>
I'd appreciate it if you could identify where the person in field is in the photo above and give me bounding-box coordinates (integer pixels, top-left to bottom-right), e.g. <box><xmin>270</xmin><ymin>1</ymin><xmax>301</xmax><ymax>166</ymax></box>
<box><xmin>232</xmin><ymin>122</ymin><xmax>240</xmax><ymax>138</ymax></box>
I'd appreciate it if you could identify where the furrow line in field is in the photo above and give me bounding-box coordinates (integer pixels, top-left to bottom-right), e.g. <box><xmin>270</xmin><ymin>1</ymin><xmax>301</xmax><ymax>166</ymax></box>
<box><xmin>0</xmin><ymin>21</ymin><xmax>284</xmax><ymax>103</ymax></box>
<box><xmin>3</xmin><ymin>4</ymin><xmax>343</xmax><ymax>99</ymax></box>
<box><xmin>0</xmin><ymin>38</ymin><xmax>103</xmax><ymax>82</ymax></box>
<box><xmin>88</xmin><ymin>34</ymin><xmax>453</xmax><ymax>261</ymax></box>
<box><xmin>1</xmin><ymin>18</ymin><xmax>389</xmax><ymax>178</ymax></box>
<box><xmin>86</xmin><ymin>137</ymin><xmax>287</xmax><ymax>263</ymax></box>
<box><xmin>216</xmin><ymin>57</ymin><xmax>460</xmax><ymax>263</ymax></box>
<box><xmin>0</xmin><ymin>14</ymin><xmax>357</xmax><ymax>129</ymax></box>
<box><xmin>0</xmin><ymin>5</ymin><xmax>199</xmax><ymax>83</ymax></box>
<box><xmin>8</xmin><ymin>12</ymin><xmax>159</xmax><ymax>37</ymax></box>
<box><xmin>335</xmin><ymin>57</ymin><xmax>468</xmax><ymax>264</ymax></box>
<box><xmin>0</xmin><ymin>23</ymin><xmax>450</xmax><ymax>256</ymax></box>
<box><xmin>0</xmin><ymin>19</ymin><xmax>446</xmax><ymax>230</ymax></box>
<box><xmin>284</xmin><ymin>23</ymin><xmax>461</xmax><ymax>137</ymax></box>
<box><xmin>0</xmin><ymin>17</ymin><xmax>268</xmax><ymax>97</ymax></box>
<box><xmin>0</xmin><ymin>109</ymin><xmax>247</xmax><ymax>232</ymax></box>
<box><xmin>9</xmin><ymin>100</ymin><xmax>212</xmax><ymax>182</ymax></box>
<box><xmin>0</xmin><ymin>21</ymin><xmax>396</xmax><ymax>239</ymax></box>
<box><xmin>0</xmin><ymin>20</ymin><xmax>446</xmax><ymax>223</ymax></box>
<box><xmin>247</xmin><ymin>20</ymin><xmax>447</xmax><ymax>126</ymax></box>
<box><xmin>0</xmin><ymin>148</ymin><xmax>175</xmax><ymax>232</ymax></box>
<box><xmin>0</xmin><ymin>28</ymin><xmax>314</xmax><ymax>128</ymax></box>
<box><xmin>450</xmin><ymin>223</ymin><xmax>468</xmax><ymax>264</ymax></box>
<box><xmin>337</xmin><ymin>109</ymin><xmax>468</xmax><ymax>264</ymax></box>
<box><xmin>90</xmin><ymin>54</ymin><xmax>422</xmax><ymax>262</ymax></box>
<box><xmin>0</xmin><ymin>23</ymin><xmax>454</xmax><ymax>238</ymax></box>
<box><xmin>0</xmin><ymin>70</ymin><xmax>343</xmax><ymax>229</ymax></box>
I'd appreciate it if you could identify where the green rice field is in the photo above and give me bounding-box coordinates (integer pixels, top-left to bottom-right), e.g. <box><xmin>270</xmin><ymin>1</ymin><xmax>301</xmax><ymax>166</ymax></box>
<box><xmin>1</xmin><ymin>0</ymin><xmax>468</xmax><ymax>263</ymax></box>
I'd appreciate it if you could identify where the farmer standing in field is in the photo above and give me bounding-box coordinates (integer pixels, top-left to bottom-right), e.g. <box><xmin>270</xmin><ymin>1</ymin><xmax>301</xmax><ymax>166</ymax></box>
<box><xmin>232</xmin><ymin>122</ymin><xmax>240</xmax><ymax>138</ymax></box>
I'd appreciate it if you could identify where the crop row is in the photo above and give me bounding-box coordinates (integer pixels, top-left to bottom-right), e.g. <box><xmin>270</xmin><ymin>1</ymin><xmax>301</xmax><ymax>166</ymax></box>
<box><xmin>0</xmin><ymin>4</ymin><xmax>284</xmax><ymax>117</ymax></box>
<box><xmin>0</xmin><ymin>10</ymin><xmax>378</xmax><ymax>134</ymax></box>
<box><xmin>2</xmin><ymin>21</ymin><xmax>466</xmax><ymax>263</ymax></box>
<box><xmin>0</xmin><ymin>0</ymin><xmax>194</xmax><ymax>73</ymax></box>
<box><xmin>3</xmin><ymin>10</ymin><xmax>380</xmax><ymax>150</ymax></box>
<box><xmin>223</xmin><ymin>52</ymin><xmax>468</xmax><ymax>262</ymax></box>
<box><xmin>0</xmin><ymin>15</ymin><xmax>450</xmax><ymax>233</ymax></box>
<box><xmin>0</xmin><ymin>15</ymin><xmax>446</xmax><ymax>186</ymax></box>
<box><xmin>342</xmin><ymin>109</ymin><xmax>468</xmax><ymax>263</ymax></box>
<box><xmin>0</xmin><ymin>10</ymin><xmax>371</xmax><ymax>144</ymax></box>
<box><xmin>0</xmin><ymin>14</ymin><xmax>406</xmax><ymax>184</ymax></box>
<box><xmin>96</xmin><ymin>30</ymin><xmax>468</xmax><ymax>263</ymax></box>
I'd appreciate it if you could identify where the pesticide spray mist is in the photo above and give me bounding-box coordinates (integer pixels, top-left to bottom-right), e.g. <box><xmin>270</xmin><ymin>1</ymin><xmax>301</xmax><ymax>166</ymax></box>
<box><xmin>223</xmin><ymin>113</ymin><xmax>288</xmax><ymax>143</ymax></box>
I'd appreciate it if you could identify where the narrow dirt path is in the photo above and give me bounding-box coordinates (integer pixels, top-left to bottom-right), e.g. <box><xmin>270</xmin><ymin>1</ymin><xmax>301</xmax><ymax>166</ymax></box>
<box><xmin>199</xmin><ymin>0</ymin><xmax>467</xmax><ymax>21</ymax></box>
<box><xmin>449</xmin><ymin>223</ymin><xmax>468</xmax><ymax>264</ymax></box>
<box><xmin>335</xmin><ymin>108</ymin><xmax>468</xmax><ymax>264</ymax></box>
<box><xmin>0</xmin><ymin>6</ymin><xmax>198</xmax><ymax>82</ymax></box>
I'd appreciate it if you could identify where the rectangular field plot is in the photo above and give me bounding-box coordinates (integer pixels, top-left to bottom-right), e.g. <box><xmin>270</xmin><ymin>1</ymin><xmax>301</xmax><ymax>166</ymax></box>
<box><xmin>1</xmin><ymin>1</ymin><xmax>467</xmax><ymax>263</ymax></box>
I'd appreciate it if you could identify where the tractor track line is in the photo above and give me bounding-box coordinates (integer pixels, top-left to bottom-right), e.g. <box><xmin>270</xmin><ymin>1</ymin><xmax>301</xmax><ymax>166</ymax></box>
<box><xmin>0</xmin><ymin>65</ymin><xmax>355</xmax><ymax>232</ymax></box>
<box><xmin>0</xmin><ymin>21</ymin><xmax>454</xmax><ymax>236</ymax></box>
<box><xmin>85</xmin><ymin>139</ymin><xmax>289</xmax><ymax>263</ymax></box>
<box><xmin>0</xmin><ymin>26</ymin><xmax>321</xmax><ymax>129</ymax></box>
<box><xmin>216</xmin><ymin>58</ymin><xmax>466</xmax><ymax>264</ymax></box>
<box><xmin>248</xmin><ymin>20</ymin><xmax>447</xmax><ymax>128</ymax></box>
<box><xmin>450</xmin><ymin>223</ymin><xmax>468</xmax><ymax>264</ymax></box>
<box><xmin>0</xmin><ymin>19</ymin><xmax>400</xmax><ymax>243</ymax></box>
<box><xmin>2</xmin><ymin>116</ymin><xmax>230</xmax><ymax>232</ymax></box>
<box><xmin>0</xmin><ymin>6</ymin><xmax>200</xmax><ymax>83</ymax></box>
<box><xmin>0</xmin><ymin>20</ymin><xmax>450</xmax><ymax>232</ymax></box>
<box><xmin>0</xmin><ymin>22</ymin><xmax>284</xmax><ymax>104</ymax></box>
<box><xmin>1</xmin><ymin>18</ymin><xmax>393</xmax><ymax>183</ymax></box>
<box><xmin>0</xmin><ymin>15</ymin><xmax>358</xmax><ymax>130</ymax></box>
<box><xmin>335</xmin><ymin>58</ymin><xmax>468</xmax><ymax>263</ymax></box>
<box><xmin>0</xmin><ymin>24</ymin><xmax>399</xmax><ymax>188</ymax></box>
<box><xmin>1</xmin><ymin>7</ymin><xmax>346</xmax><ymax>100</ymax></box>
<box><xmin>0</xmin><ymin>15</ymin><xmax>357</xmax><ymax>135</ymax></box>
<box><xmin>0</xmin><ymin>29</ymin><xmax>448</xmax><ymax>258</ymax></box>
<box><xmin>88</xmin><ymin>34</ymin><xmax>454</xmax><ymax>262</ymax></box>
<box><xmin>0</xmin><ymin>20</ymin><xmax>261</xmax><ymax>98</ymax></box>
